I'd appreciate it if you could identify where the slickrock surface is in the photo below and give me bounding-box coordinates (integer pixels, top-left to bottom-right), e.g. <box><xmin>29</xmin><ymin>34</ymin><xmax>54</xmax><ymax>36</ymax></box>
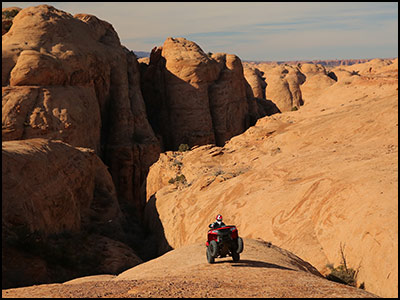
<box><xmin>2</xmin><ymin>239</ymin><xmax>378</xmax><ymax>298</ymax></box>
<box><xmin>144</xmin><ymin>59</ymin><xmax>398</xmax><ymax>297</ymax></box>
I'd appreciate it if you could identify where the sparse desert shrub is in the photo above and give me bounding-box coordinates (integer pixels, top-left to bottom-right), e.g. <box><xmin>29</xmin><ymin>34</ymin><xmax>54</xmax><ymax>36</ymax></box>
<box><xmin>326</xmin><ymin>243</ymin><xmax>364</xmax><ymax>289</ymax></box>
<box><xmin>178</xmin><ymin>143</ymin><xmax>190</xmax><ymax>152</ymax></box>
<box><xmin>172</xmin><ymin>159</ymin><xmax>183</xmax><ymax>167</ymax></box>
<box><xmin>291</xmin><ymin>106</ymin><xmax>298</xmax><ymax>111</ymax></box>
<box><xmin>326</xmin><ymin>264</ymin><xmax>357</xmax><ymax>287</ymax></box>
<box><xmin>214</xmin><ymin>169</ymin><xmax>225</xmax><ymax>176</ymax></box>
<box><xmin>350</xmin><ymin>70</ymin><xmax>360</xmax><ymax>76</ymax></box>
<box><xmin>2</xmin><ymin>9</ymin><xmax>19</xmax><ymax>19</ymax></box>
<box><xmin>271</xmin><ymin>147</ymin><xmax>281</xmax><ymax>156</ymax></box>
<box><xmin>168</xmin><ymin>174</ymin><xmax>187</xmax><ymax>185</ymax></box>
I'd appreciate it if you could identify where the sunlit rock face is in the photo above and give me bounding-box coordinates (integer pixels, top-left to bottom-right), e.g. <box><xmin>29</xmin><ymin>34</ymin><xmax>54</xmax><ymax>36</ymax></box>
<box><xmin>140</xmin><ymin>37</ymin><xmax>267</xmax><ymax>150</ymax></box>
<box><xmin>2</xmin><ymin>4</ymin><xmax>161</xmax><ymax>213</ymax></box>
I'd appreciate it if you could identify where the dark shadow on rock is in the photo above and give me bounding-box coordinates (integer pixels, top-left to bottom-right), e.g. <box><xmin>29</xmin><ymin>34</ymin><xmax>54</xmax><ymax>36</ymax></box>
<box><xmin>142</xmin><ymin>194</ymin><xmax>173</xmax><ymax>260</ymax></box>
<box><xmin>214</xmin><ymin>259</ymin><xmax>296</xmax><ymax>271</ymax></box>
<box><xmin>259</xmin><ymin>98</ymin><xmax>281</xmax><ymax>116</ymax></box>
<box><xmin>327</xmin><ymin>71</ymin><xmax>338</xmax><ymax>81</ymax></box>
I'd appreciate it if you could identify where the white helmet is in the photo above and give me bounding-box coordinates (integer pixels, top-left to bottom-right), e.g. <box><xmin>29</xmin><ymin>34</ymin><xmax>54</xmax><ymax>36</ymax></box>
<box><xmin>216</xmin><ymin>214</ymin><xmax>223</xmax><ymax>223</ymax></box>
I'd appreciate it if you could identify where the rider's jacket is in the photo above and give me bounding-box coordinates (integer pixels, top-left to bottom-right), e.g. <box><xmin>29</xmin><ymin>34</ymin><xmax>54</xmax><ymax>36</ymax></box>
<box><xmin>209</xmin><ymin>221</ymin><xmax>226</xmax><ymax>229</ymax></box>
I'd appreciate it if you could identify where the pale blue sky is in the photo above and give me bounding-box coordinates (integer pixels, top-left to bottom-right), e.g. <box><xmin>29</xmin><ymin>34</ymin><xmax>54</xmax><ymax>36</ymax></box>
<box><xmin>2</xmin><ymin>2</ymin><xmax>398</xmax><ymax>61</ymax></box>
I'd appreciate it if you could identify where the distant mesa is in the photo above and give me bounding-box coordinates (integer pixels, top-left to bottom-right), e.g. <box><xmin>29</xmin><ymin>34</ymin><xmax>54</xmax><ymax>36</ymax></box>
<box><xmin>243</xmin><ymin>58</ymin><xmax>386</xmax><ymax>67</ymax></box>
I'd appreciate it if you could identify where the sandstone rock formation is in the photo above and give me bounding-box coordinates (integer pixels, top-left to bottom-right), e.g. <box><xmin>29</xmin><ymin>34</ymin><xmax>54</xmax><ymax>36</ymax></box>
<box><xmin>243</xmin><ymin>65</ymin><xmax>267</xmax><ymax>99</ymax></box>
<box><xmin>2</xmin><ymin>85</ymin><xmax>101</xmax><ymax>152</ymax></box>
<box><xmin>2</xmin><ymin>4</ymin><xmax>160</xmax><ymax>288</ymax></box>
<box><xmin>243</xmin><ymin>62</ymin><xmax>341</xmax><ymax>111</ymax></box>
<box><xmin>2</xmin><ymin>4</ymin><xmax>397</xmax><ymax>298</ymax></box>
<box><xmin>2</xmin><ymin>138</ymin><xmax>142</xmax><ymax>288</ymax></box>
<box><xmin>139</xmin><ymin>37</ymin><xmax>266</xmax><ymax>149</ymax></box>
<box><xmin>2</xmin><ymin>239</ymin><xmax>378</xmax><ymax>298</ymax></box>
<box><xmin>2</xmin><ymin>5</ymin><xmax>161</xmax><ymax>215</ymax></box>
<box><xmin>258</xmin><ymin>64</ymin><xmax>306</xmax><ymax>112</ymax></box>
<box><xmin>144</xmin><ymin>59</ymin><xmax>398</xmax><ymax>297</ymax></box>
<box><xmin>298</xmin><ymin>63</ymin><xmax>337</xmax><ymax>102</ymax></box>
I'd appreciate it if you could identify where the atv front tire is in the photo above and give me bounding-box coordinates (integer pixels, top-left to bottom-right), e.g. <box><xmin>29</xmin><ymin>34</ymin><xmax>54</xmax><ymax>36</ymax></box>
<box><xmin>206</xmin><ymin>247</ymin><xmax>215</xmax><ymax>263</ymax></box>
<box><xmin>209</xmin><ymin>240</ymin><xmax>218</xmax><ymax>258</ymax></box>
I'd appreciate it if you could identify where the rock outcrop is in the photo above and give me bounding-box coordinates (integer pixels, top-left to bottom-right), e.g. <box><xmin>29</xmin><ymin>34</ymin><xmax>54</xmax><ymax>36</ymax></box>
<box><xmin>2</xmin><ymin>4</ymin><xmax>161</xmax><ymax>214</ymax></box>
<box><xmin>259</xmin><ymin>64</ymin><xmax>306</xmax><ymax>112</ymax></box>
<box><xmin>298</xmin><ymin>63</ymin><xmax>337</xmax><ymax>102</ymax></box>
<box><xmin>243</xmin><ymin>65</ymin><xmax>267</xmax><ymax>99</ymax></box>
<box><xmin>243</xmin><ymin>62</ymin><xmax>339</xmax><ymax>110</ymax></box>
<box><xmin>140</xmin><ymin>37</ymin><xmax>265</xmax><ymax>149</ymax></box>
<box><xmin>144</xmin><ymin>59</ymin><xmax>398</xmax><ymax>298</ymax></box>
<box><xmin>2</xmin><ymin>4</ymin><xmax>159</xmax><ymax>288</ymax></box>
<box><xmin>2</xmin><ymin>138</ymin><xmax>142</xmax><ymax>288</ymax></box>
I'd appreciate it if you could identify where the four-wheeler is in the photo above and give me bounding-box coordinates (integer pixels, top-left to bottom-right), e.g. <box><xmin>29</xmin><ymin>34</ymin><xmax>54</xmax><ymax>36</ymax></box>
<box><xmin>206</xmin><ymin>225</ymin><xmax>244</xmax><ymax>263</ymax></box>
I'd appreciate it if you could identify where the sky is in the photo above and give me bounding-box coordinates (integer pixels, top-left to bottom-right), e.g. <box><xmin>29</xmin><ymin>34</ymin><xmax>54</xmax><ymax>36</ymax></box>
<box><xmin>2</xmin><ymin>2</ymin><xmax>398</xmax><ymax>61</ymax></box>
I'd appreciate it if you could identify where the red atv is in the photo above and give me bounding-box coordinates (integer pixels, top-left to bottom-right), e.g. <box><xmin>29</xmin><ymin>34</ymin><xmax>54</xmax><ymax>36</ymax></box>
<box><xmin>206</xmin><ymin>225</ymin><xmax>244</xmax><ymax>263</ymax></box>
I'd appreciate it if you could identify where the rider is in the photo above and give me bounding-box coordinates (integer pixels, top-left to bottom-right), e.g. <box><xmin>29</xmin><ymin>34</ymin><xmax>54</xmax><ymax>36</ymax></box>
<box><xmin>209</xmin><ymin>214</ymin><xmax>226</xmax><ymax>229</ymax></box>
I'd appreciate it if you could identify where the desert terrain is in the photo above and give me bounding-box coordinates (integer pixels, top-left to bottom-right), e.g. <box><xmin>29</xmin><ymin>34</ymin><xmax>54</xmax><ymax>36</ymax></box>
<box><xmin>2</xmin><ymin>239</ymin><xmax>378</xmax><ymax>298</ymax></box>
<box><xmin>143</xmin><ymin>57</ymin><xmax>398</xmax><ymax>298</ymax></box>
<box><xmin>2</xmin><ymin>4</ymin><xmax>398</xmax><ymax>298</ymax></box>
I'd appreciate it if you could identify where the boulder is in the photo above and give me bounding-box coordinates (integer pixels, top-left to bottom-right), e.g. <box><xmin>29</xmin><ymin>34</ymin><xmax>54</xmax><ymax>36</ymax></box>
<box><xmin>299</xmin><ymin>63</ymin><xmax>336</xmax><ymax>103</ymax></box>
<box><xmin>2</xmin><ymin>138</ymin><xmax>122</xmax><ymax>238</ymax></box>
<box><xmin>2</xmin><ymin>85</ymin><xmax>101</xmax><ymax>152</ymax></box>
<box><xmin>257</xmin><ymin>64</ymin><xmax>305</xmax><ymax>112</ymax></box>
<box><xmin>243</xmin><ymin>66</ymin><xmax>266</xmax><ymax>99</ymax></box>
